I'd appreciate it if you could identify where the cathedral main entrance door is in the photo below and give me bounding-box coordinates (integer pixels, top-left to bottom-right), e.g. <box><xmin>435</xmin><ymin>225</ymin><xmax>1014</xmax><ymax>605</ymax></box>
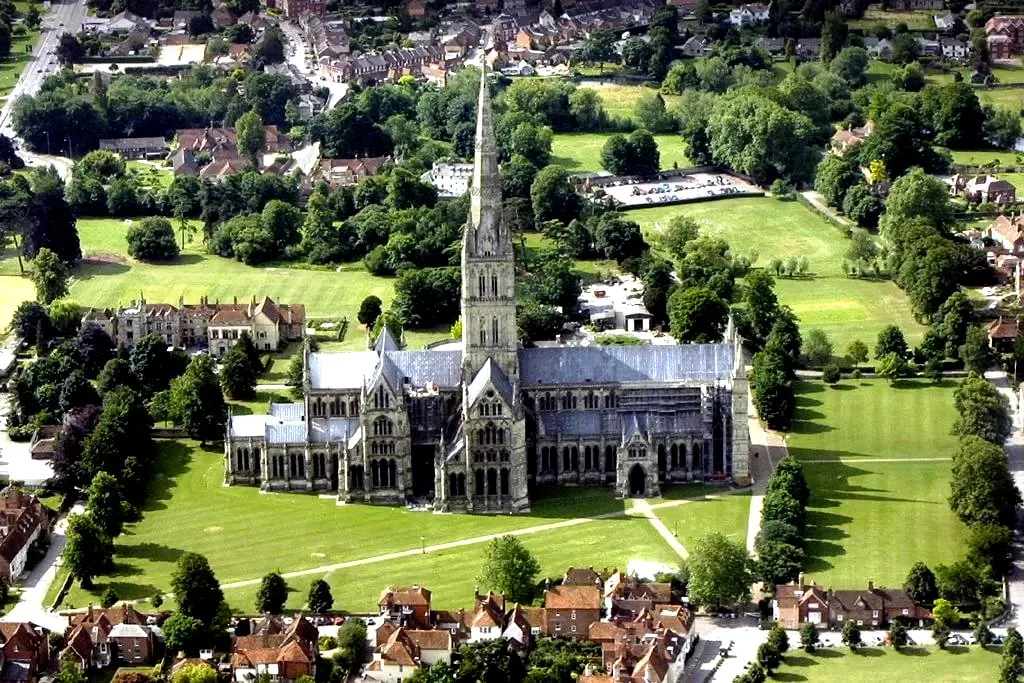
<box><xmin>629</xmin><ymin>464</ymin><xmax>646</xmax><ymax>497</ymax></box>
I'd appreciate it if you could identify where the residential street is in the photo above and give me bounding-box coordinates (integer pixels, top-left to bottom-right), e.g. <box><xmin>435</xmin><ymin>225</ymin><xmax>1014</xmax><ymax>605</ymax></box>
<box><xmin>985</xmin><ymin>370</ymin><xmax>1024</xmax><ymax>630</ymax></box>
<box><xmin>0</xmin><ymin>0</ymin><xmax>90</xmax><ymax>138</ymax></box>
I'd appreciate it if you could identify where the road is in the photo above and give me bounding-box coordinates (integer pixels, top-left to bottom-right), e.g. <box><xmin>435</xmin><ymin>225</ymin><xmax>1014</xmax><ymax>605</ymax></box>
<box><xmin>4</xmin><ymin>505</ymin><xmax>81</xmax><ymax>632</ymax></box>
<box><xmin>277</xmin><ymin>19</ymin><xmax>347</xmax><ymax>108</ymax></box>
<box><xmin>986</xmin><ymin>370</ymin><xmax>1024</xmax><ymax>631</ymax></box>
<box><xmin>0</xmin><ymin>0</ymin><xmax>90</xmax><ymax>138</ymax></box>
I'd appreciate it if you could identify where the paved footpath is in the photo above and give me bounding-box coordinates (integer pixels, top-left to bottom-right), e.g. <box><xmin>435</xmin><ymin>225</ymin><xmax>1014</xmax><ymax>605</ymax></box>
<box><xmin>632</xmin><ymin>499</ymin><xmax>689</xmax><ymax>560</ymax></box>
<box><xmin>215</xmin><ymin>496</ymin><xmax>716</xmax><ymax>592</ymax></box>
<box><xmin>745</xmin><ymin>391</ymin><xmax>787</xmax><ymax>555</ymax></box>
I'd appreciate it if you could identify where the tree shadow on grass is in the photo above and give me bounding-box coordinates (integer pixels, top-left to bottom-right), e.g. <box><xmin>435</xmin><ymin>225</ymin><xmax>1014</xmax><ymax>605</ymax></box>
<box><xmin>139</xmin><ymin>440</ymin><xmax>194</xmax><ymax>513</ymax></box>
<box><xmin>794</xmin><ymin>381</ymin><xmax>825</xmax><ymax>395</ymax></box>
<box><xmin>779</xmin><ymin>655</ymin><xmax>819</xmax><ymax>668</ymax></box>
<box><xmin>896</xmin><ymin>646</ymin><xmax>930</xmax><ymax>656</ymax></box>
<box><xmin>74</xmin><ymin>261</ymin><xmax>131</xmax><ymax>279</ymax></box>
<box><xmin>76</xmin><ymin>580</ymin><xmax>160</xmax><ymax>604</ymax></box>
<box><xmin>829</xmin><ymin>384</ymin><xmax>856</xmax><ymax>391</ymax></box>
<box><xmin>549</xmin><ymin>155</ymin><xmax>581</xmax><ymax>171</ymax></box>
<box><xmin>117</xmin><ymin>542</ymin><xmax>185</xmax><ymax>564</ymax></box>
<box><xmin>857</xmin><ymin>647</ymin><xmax>885</xmax><ymax>657</ymax></box>
<box><xmin>770</xmin><ymin>674</ymin><xmax>807</xmax><ymax>682</ymax></box>
<box><xmin>815</xmin><ymin>649</ymin><xmax>843</xmax><ymax>658</ymax></box>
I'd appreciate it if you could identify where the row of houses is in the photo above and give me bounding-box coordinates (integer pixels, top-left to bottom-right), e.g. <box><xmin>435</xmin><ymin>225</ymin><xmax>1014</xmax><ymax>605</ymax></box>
<box><xmin>986</xmin><ymin>15</ymin><xmax>1024</xmax><ymax>60</ymax></box>
<box><xmin>365</xmin><ymin>567</ymin><xmax>695</xmax><ymax>683</ymax></box>
<box><xmin>81</xmin><ymin>296</ymin><xmax>306</xmax><ymax>354</ymax></box>
<box><xmin>772</xmin><ymin>577</ymin><xmax>932</xmax><ymax>631</ymax></box>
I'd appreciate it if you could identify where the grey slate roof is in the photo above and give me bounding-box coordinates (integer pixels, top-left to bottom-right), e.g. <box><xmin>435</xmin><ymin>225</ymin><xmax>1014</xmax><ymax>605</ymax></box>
<box><xmin>270</xmin><ymin>403</ymin><xmax>305</xmax><ymax>421</ymax></box>
<box><xmin>310</xmin><ymin>417</ymin><xmax>360</xmax><ymax>443</ymax></box>
<box><xmin>230</xmin><ymin>414</ymin><xmax>273</xmax><ymax>438</ymax></box>
<box><xmin>467</xmin><ymin>358</ymin><xmax>514</xmax><ymax>407</ymax></box>
<box><xmin>374</xmin><ymin>327</ymin><xmax>400</xmax><ymax>354</ymax></box>
<box><xmin>267</xmin><ymin>422</ymin><xmax>307</xmax><ymax>444</ymax></box>
<box><xmin>518</xmin><ymin>344</ymin><xmax>734</xmax><ymax>386</ymax></box>
<box><xmin>309</xmin><ymin>350</ymin><xmax>462</xmax><ymax>390</ymax></box>
<box><xmin>539</xmin><ymin>411</ymin><xmax>619</xmax><ymax>437</ymax></box>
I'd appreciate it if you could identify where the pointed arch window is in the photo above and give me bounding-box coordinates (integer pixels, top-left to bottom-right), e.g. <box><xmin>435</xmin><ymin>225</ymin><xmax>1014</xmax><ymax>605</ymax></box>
<box><xmin>492</xmin><ymin>317</ymin><xmax>499</xmax><ymax>344</ymax></box>
<box><xmin>479</xmin><ymin>274</ymin><xmax>486</xmax><ymax>297</ymax></box>
<box><xmin>491</xmin><ymin>274</ymin><xmax>498</xmax><ymax>296</ymax></box>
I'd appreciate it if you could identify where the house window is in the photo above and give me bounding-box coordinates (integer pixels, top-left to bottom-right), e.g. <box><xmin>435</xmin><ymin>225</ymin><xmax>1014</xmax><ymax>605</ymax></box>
<box><xmin>837</xmin><ymin>614</ymin><xmax>843</xmax><ymax>622</ymax></box>
<box><xmin>856</xmin><ymin>620</ymin><xmax>863</xmax><ymax>626</ymax></box>
<box><xmin>902</xmin><ymin>608</ymin><xmax>909</xmax><ymax>615</ymax></box>
<box><xmin>571</xmin><ymin>625</ymin><xmax>576</xmax><ymax>633</ymax></box>
<box><xmin>809</xmin><ymin>603</ymin><xmax>818</xmax><ymax>609</ymax></box>
<box><xmin>872</xmin><ymin>611</ymin><xmax>879</xmax><ymax>618</ymax></box>
<box><xmin>571</xmin><ymin>610</ymin><xmax>576</xmax><ymax>620</ymax></box>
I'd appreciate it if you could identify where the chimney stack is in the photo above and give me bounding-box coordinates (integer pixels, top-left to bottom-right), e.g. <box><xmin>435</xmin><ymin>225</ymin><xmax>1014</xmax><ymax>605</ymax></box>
<box><xmin>868</xmin><ymin>579</ymin><xmax>874</xmax><ymax>591</ymax></box>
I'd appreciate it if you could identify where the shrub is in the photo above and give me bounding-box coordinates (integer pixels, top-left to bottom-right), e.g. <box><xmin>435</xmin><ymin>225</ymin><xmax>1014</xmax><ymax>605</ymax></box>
<box><xmin>126</xmin><ymin>218</ymin><xmax>180</xmax><ymax>261</ymax></box>
<box><xmin>821</xmin><ymin>364</ymin><xmax>841</xmax><ymax>385</ymax></box>
<box><xmin>101</xmin><ymin>587</ymin><xmax>119</xmax><ymax>608</ymax></box>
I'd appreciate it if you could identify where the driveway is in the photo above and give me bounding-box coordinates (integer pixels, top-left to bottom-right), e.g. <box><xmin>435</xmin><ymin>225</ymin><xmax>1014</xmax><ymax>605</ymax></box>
<box><xmin>3</xmin><ymin>505</ymin><xmax>80</xmax><ymax>631</ymax></box>
<box><xmin>686</xmin><ymin>617</ymin><xmax>766</xmax><ymax>682</ymax></box>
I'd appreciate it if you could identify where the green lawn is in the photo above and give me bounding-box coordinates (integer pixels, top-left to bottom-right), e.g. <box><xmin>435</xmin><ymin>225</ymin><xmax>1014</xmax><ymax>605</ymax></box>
<box><xmin>654</xmin><ymin>493</ymin><xmax>751</xmax><ymax>552</ymax></box>
<box><xmin>771</xmin><ymin>645</ymin><xmax>1001</xmax><ymax>682</ymax></box>
<box><xmin>221</xmin><ymin>515</ymin><xmax>677</xmax><ymax>612</ymax></box>
<box><xmin>550</xmin><ymin>132</ymin><xmax>691</xmax><ymax>174</ymax></box>
<box><xmin>947</xmin><ymin>148</ymin><xmax>1024</xmax><ymax>167</ymax></box>
<box><xmin>849</xmin><ymin>6</ymin><xmax>938</xmax><ymax>30</ymax></box>
<box><xmin>576</xmin><ymin>84</ymin><xmax>683</xmax><ymax>124</ymax></box>
<box><xmin>63</xmin><ymin>440</ymin><xmax>681</xmax><ymax>610</ymax></box>
<box><xmin>126</xmin><ymin>161</ymin><xmax>174</xmax><ymax>189</ymax></box>
<box><xmin>787</xmin><ymin>379</ymin><xmax>967</xmax><ymax>587</ymax></box>
<box><xmin>0</xmin><ymin>29</ymin><xmax>40</xmax><ymax>98</ymax></box>
<box><xmin>628</xmin><ymin>197</ymin><xmax>927</xmax><ymax>352</ymax></box>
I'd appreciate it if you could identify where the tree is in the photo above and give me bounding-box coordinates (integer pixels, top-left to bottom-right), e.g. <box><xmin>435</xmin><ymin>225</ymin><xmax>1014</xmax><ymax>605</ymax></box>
<box><xmin>308</xmin><ymin>578</ymin><xmax>333</xmax><ymax>613</ymax></box>
<box><xmin>63</xmin><ymin>513</ymin><xmax>113</xmax><ymax>588</ymax></box>
<box><xmin>876</xmin><ymin>353</ymin><xmax>909</xmax><ymax>384</ymax></box>
<box><xmin>162</xmin><ymin>613</ymin><xmax>207</xmax><ymax>656</ymax></box>
<box><xmin>255</xmin><ymin>25</ymin><xmax>285</xmax><ymax>64</ymax></box>
<box><xmin>960</xmin><ymin>325</ymin><xmax>992</xmax><ymax>375</ymax></box>
<box><xmin>129</xmin><ymin>334</ymin><xmax>181</xmax><ymax>397</ymax></box>
<box><xmin>530</xmin><ymin>165</ymin><xmax>580</xmax><ymax>225</ymax></box>
<box><xmin>86</xmin><ymin>471</ymin><xmax>125</xmax><ymax>539</ymax></box>
<box><xmin>686</xmin><ymin>532</ymin><xmax>752</xmax><ymax>608</ymax></box>
<box><xmin>822</xmin><ymin>364</ymin><xmax>841</xmax><ymax>385</ymax></box>
<box><xmin>30</xmin><ymin>248</ymin><xmax>68</xmax><ymax>304</ymax></box>
<box><xmin>97</xmin><ymin>357</ymin><xmax>135</xmax><ymax>396</ymax></box>
<box><xmin>509</xmin><ymin>123</ymin><xmax>553</xmax><ymax>169</ymax></box>
<box><xmin>59</xmin><ymin>370</ymin><xmax>100</xmax><ymax>414</ymax></box>
<box><xmin>984</xmin><ymin>106</ymin><xmax>1022</xmax><ymax>149</ymax></box>
<box><xmin>800</xmin><ymin>623</ymin><xmax>819</xmax><ymax>653</ymax></box>
<box><xmin>74</xmin><ymin>325</ymin><xmax>114</xmax><ymax>379</ymax></box>
<box><xmin>830</xmin><ymin>46</ymin><xmax>869</xmax><ymax>86</ymax></box>
<box><xmin>814</xmin><ymin>153</ymin><xmax>859</xmax><ymax>208</ymax></box>
<box><xmin>9</xmin><ymin>301</ymin><xmax>49</xmax><ymax>343</ymax></box>
<box><xmin>501</xmin><ymin>155</ymin><xmax>538</xmax><ymax>200</ymax></box>
<box><xmin>882</xmin><ymin>168</ymin><xmax>955</xmax><ymax>234</ymax></box>
<box><xmin>668</xmin><ymin>286</ymin><xmax>728</xmax><ymax>343</ymax></box>
<box><xmin>56</xmin><ymin>33</ymin><xmax>85</xmax><ymax>66</ymax></box>
<box><xmin>953</xmin><ymin>375</ymin><xmax>1012</xmax><ymax>445</ymax></box>
<box><xmin>577</xmin><ymin>29</ymin><xmax>617</xmax><ymax>72</ymax></box>
<box><xmin>658</xmin><ymin>216</ymin><xmax>700</xmax><ymax>262</ymax></box>
<box><xmin>841</xmin><ymin>620</ymin><xmax>862</xmax><ymax>648</ymax></box>
<box><xmin>767</xmin><ymin>623</ymin><xmax>789</xmax><ymax>654</ymax></box>
<box><xmin>169</xmin><ymin>355</ymin><xmax>227</xmax><ymax>445</ymax></box>
<box><xmin>235</xmin><ymin>109</ymin><xmax>266</xmax><ymax>169</ymax></box>
<box><xmin>171</xmin><ymin>664</ymin><xmax>214</xmax><ymax>683</ymax></box>
<box><xmin>888</xmin><ymin>621</ymin><xmax>909</xmax><ymax>649</ymax></box>
<box><xmin>126</xmin><ymin>218</ymin><xmax>180</xmax><ymax>261</ymax></box>
<box><xmin>593</xmin><ymin>213</ymin><xmax>645</xmax><ymax>263</ymax></box>
<box><xmin>171</xmin><ymin>552</ymin><xmax>224</xmax><ymax>625</ymax></box>
<box><xmin>757</xmin><ymin>641</ymin><xmax>781</xmax><ymax>671</ymax></box>
<box><xmin>843</xmin><ymin>184</ymin><xmax>884</xmax><ymax>228</ymax></box>
<box><xmin>255</xmin><ymin>572</ymin><xmax>287</xmax><ymax>614</ymax></box>
<box><xmin>1000</xmin><ymin>650</ymin><xmax>1023</xmax><ymax>683</ymax></box>
<box><xmin>334</xmin><ymin>619</ymin><xmax>368</xmax><ymax>676</ymax></box>
<box><xmin>847</xmin><ymin>339</ymin><xmax>869</xmax><ymax>366</ymax></box>
<box><xmin>875</xmin><ymin>325</ymin><xmax>909</xmax><ymax>360</ymax></box>
<box><xmin>845</xmin><ymin>231</ymin><xmax>879</xmax><ymax>271</ymax></box>
<box><xmin>803</xmin><ymin>329</ymin><xmax>833</xmax><ymax>366</ymax></box>
<box><xmin>756</xmin><ymin>541</ymin><xmax>803</xmax><ymax>586</ymax></box>
<box><xmin>904</xmin><ymin>562</ymin><xmax>938</xmax><ymax>606</ymax></box>
<box><xmin>950</xmin><ymin>436</ymin><xmax>1021</xmax><ymax>529</ymax></box>
<box><xmin>966</xmin><ymin>522</ymin><xmax>1014</xmax><ymax>578</ymax></box>
<box><xmin>221</xmin><ymin>342</ymin><xmax>257</xmax><ymax>400</ymax></box>
<box><xmin>933</xmin><ymin>597</ymin><xmax>960</xmax><ymax>629</ymax></box>
<box><xmin>892</xmin><ymin>31</ymin><xmax>922</xmax><ymax>64</ymax></box>
<box><xmin>751</xmin><ymin>349</ymin><xmax>795</xmax><ymax>431</ymax></box>
<box><xmin>478</xmin><ymin>535</ymin><xmax>540</xmax><ymax>604</ymax></box>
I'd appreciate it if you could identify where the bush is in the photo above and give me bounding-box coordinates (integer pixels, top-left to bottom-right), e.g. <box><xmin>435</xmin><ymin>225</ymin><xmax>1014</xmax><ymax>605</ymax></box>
<box><xmin>318</xmin><ymin>636</ymin><xmax>337</xmax><ymax>651</ymax></box>
<box><xmin>126</xmin><ymin>218</ymin><xmax>180</xmax><ymax>261</ymax></box>
<box><xmin>101</xmin><ymin>587</ymin><xmax>119</xmax><ymax>608</ymax></box>
<box><xmin>821</xmin><ymin>364</ymin><xmax>841</xmax><ymax>385</ymax></box>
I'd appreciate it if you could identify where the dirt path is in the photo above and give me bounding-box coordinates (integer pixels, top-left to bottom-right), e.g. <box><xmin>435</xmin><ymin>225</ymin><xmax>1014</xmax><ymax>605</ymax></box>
<box><xmin>632</xmin><ymin>499</ymin><xmax>689</xmax><ymax>560</ymax></box>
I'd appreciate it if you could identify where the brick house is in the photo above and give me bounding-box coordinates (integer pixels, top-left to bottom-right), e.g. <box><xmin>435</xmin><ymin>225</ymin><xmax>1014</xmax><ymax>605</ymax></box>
<box><xmin>544</xmin><ymin>582</ymin><xmax>602</xmax><ymax>639</ymax></box>
<box><xmin>603</xmin><ymin>572</ymin><xmax>673</xmax><ymax>620</ymax></box>
<box><xmin>987</xmin><ymin>16</ymin><xmax>1024</xmax><ymax>59</ymax></box>
<box><xmin>988</xmin><ymin>214</ymin><xmax>1024</xmax><ymax>253</ymax></box>
<box><xmin>988</xmin><ymin>316</ymin><xmax>1019</xmax><ymax>350</ymax></box>
<box><xmin>0</xmin><ymin>488</ymin><xmax>46</xmax><ymax>582</ymax></box>
<box><xmin>230</xmin><ymin>615</ymin><xmax>318</xmax><ymax>683</ymax></box>
<box><xmin>378</xmin><ymin>586</ymin><xmax>433</xmax><ymax>629</ymax></box>
<box><xmin>772</xmin><ymin>580</ymin><xmax>830</xmax><ymax>630</ymax></box>
<box><xmin>62</xmin><ymin>605</ymin><xmax>159</xmax><ymax>669</ymax></box>
<box><xmin>0</xmin><ymin>623</ymin><xmax>51</xmax><ymax>683</ymax></box>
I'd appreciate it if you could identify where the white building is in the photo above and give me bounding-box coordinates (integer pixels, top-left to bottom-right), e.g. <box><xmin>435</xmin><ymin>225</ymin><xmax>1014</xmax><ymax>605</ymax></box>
<box><xmin>729</xmin><ymin>3</ymin><xmax>771</xmax><ymax>25</ymax></box>
<box><xmin>420</xmin><ymin>162</ymin><xmax>474</xmax><ymax>198</ymax></box>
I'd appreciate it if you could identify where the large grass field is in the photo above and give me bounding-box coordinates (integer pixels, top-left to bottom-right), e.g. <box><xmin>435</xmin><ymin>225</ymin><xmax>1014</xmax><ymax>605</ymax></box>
<box><xmin>0</xmin><ymin>28</ymin><xmax>40</xmax><ymax>98</ymax></box>
<box><xmin>849</xmin><ymin>5</ymin><xmax>936</xmax><ymax>30</ymax></box>
<box><xmin>550</xmin><ymin>132</ymin><xmax>691</xmax><ymax>174</ymax></box>
<box><xmin>576</xmin><ymin>83</ymin><xmax>683</xmax><ymax>124</ymax></box>
<box><xmin>787</xmin><ymin>379</ymin><xmax>966</xmax><ymax>588</ymax></box>
<box><xmin>62</xmin><ymin>440</ymin><xmax>720</xmax><ymax>612</ymax></box>
<box><xmin>627</xmin><ymin>197</ymin><xmax>927</xmax><ymax>352</ymax></box>
<box><xmin>771</xmin><ymin>645</ymin><xmax>1000</xmax><ymax>682</ymax></box>
<box><xmin>655</xmin><ymin>493</ymin><xmax>750</xmax><ymax>551</ymax></box>
<box><xmin>947</xmin><ymin>148</ymin><xmax>1024</xmax><ymax>167</ymax></box>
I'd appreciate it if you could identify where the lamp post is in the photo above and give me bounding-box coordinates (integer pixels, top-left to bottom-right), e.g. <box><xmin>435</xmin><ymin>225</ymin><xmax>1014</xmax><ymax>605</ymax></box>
<box><xmin>420</xmin><ymin>535</ymin><xmax>425</xmax><ymax>554</ymax></box>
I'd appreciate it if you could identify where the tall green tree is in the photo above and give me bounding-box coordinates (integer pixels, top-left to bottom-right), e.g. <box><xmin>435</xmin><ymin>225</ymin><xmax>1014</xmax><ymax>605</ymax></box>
<box><xmin>235</xmin><ymin>109</ymin><xmax>266</xmax><ymax>169</ymax></box>
<box><xmin>308</xmin><ymin>578</ymin><xmax>333</xmax><ymax>613</ymax></box>
<box><xmin>221</xmin><ymin>342</ymin><xmax>257</xmax><ymax>400</ymax></box>
<box><xmin>668</xmin><ymin>286</ymin><xmax>729</xmax><ymax>343</ymax></box>
<box><xmin>478</xmin><ymin>535</ymin><xmax>541</xmax><ymax>604</ymax></box>
<box><xmin>169</xmin><ymin>355</ymin><xmax>227</xmax><ymax>445</ymax></box>
<box><xmin>171</xmin><ymin>552</ymin><xmax>224</xmax><ymax>625</ymax></box>
<box><xmin>903</xmin><ymin>562</ymin><xmax>938</xmax><ymax>606</ymax></box>
<box><xmin>255</xmin><ymin>572</ymin><xmax>288</xmax><ymax>614</ymax></box>
<box><xmin>950</xmin><ymin>435</ymin><xmax>1021</xmax><ymax>529</ymax></box>
<box><xmin>686</xmin><ymin>532</ymin><xmax>753</xmax><ymax>608</ymax></box>
<box><xmin>29</xmin><ymin>247</ymin><xmax>69</xmax><ymax>304</ymax></box>
<box><xmin>953</xmin><ymin>375</ymin><xmax>1012</xmax><ymax>445</ymax></box>
<box><xmin>86</xmin><ymin>471</ymin><xmax>125</xmax><ymax>539</ymax></box>
<box><xmin>63</xmin><ymin>513</ymin><xmax>113</xmax><ymax>588</ymax></box>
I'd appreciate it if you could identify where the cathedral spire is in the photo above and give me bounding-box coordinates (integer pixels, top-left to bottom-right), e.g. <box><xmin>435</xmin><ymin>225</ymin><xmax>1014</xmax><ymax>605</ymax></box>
<box><xmin>469</xmin><ymin>65</ymin><xmax>500</xmax><ymax>230</ymax></box>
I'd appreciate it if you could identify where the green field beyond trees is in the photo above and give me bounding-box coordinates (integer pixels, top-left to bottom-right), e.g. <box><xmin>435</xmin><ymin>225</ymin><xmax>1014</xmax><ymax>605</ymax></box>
<box><xmin>787</xmin><ymin>379</ymin><xmax>966</xmax><ymax>587</ymax></box>
<box><xmin>628</xmin><ymin>197</ymin><xmax>926</xmax><ymax>352</ymax></box>
<box><xmin>772</xmin><ymin>645</ymin><xmax>1000</xmax><ymax>682</ymax></box>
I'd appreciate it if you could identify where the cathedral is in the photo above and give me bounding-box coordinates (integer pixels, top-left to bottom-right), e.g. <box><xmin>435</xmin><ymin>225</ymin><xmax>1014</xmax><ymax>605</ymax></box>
<box><xmin>223</xmin><ymin>70</ymin><xmax>751</xmax><ymax>512</ymax></box>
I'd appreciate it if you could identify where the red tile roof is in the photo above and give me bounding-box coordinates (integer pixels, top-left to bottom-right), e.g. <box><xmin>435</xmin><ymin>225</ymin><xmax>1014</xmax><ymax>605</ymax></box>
<box><xmin>545</xmin><ymin>585</ymin><xmax>602</xmax><ymax>610</ymax></box>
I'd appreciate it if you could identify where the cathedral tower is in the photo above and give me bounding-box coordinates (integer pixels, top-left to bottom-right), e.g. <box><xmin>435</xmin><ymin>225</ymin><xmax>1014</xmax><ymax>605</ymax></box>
<box><xmin>461</xmin><ymin>65</ymin><xmax>518</xmax><ymax>384</ymax></box>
